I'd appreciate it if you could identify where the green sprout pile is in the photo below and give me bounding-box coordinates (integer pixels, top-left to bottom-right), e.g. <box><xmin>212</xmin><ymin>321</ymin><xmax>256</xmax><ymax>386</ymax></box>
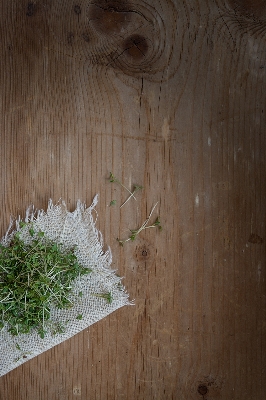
<box><xmin>0</xmin><ymin>224</ymin><xmax>91</xmax><ymax>338</ymax></box>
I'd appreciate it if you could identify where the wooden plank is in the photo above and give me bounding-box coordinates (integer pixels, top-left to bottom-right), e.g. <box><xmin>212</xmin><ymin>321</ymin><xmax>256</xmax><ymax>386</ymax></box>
<box><xmin>0</xmin><ymin>0</ymin><xmax>265</xmax><ymax>398</ymax></box>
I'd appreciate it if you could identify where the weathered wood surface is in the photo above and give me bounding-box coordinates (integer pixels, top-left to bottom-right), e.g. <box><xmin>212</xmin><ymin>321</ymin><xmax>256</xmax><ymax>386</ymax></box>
<box><xmin>0</xmin><ymin>0</ymin><xmax>265</xmax><ymax>399</ymax></box>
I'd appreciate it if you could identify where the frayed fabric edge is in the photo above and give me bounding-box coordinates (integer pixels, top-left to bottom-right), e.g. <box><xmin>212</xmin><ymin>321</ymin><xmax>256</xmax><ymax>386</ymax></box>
<box><xmin>0</xmin><ymin>196</ymin><xmax>131</xmax><ymax>377</ymax></box>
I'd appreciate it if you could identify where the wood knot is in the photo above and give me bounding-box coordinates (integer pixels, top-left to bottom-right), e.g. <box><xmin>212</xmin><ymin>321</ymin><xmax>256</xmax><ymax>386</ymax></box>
<box><xmin>123</xmin><ymin>35</ymin><xmax>149</xmax><ymax>61</ymax></box>
<box><xmin>86</xmin><ymin>1</ymin><xmax>189</xmax><ymax>81</ymax></box>
<box><xmin>88</xmin><ymin>1</ymin><xmax>132</xmax><ymax>35</ymax></box>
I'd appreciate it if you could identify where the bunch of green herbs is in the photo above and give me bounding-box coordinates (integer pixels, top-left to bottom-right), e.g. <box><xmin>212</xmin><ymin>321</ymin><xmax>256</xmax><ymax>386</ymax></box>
<box><xmin>0</xmin><ymin>224</ymin><xmax>91</xmax><ymax>338</ymax></box>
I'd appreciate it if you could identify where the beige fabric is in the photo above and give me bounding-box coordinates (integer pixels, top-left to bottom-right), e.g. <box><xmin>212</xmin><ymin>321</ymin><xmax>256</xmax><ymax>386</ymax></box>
<box><xmin>0</xmin><ymin>197</ymin><xmax>130</xmax><ymax>377</ymax></box>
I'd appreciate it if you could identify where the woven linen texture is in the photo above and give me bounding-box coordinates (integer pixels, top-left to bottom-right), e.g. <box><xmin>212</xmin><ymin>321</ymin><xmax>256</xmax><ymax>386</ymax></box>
<box><xmin>0</xmin><ymin>196</ymin><xmax>130</xmax><ymax>376</ymax></box>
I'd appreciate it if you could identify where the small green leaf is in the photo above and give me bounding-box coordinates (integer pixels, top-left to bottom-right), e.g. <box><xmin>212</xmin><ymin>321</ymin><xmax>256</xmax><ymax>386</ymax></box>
<box><xmin>95</xmin><ymin>292</ymin><xmax>113</xmax><ymax>304</ymax></box>
<box><xmin>38</xmin><ymin>329</ymin><xmax>46</xmax><ymax>339</ymax></box>
<box><xmin>134</xmin><ymin>185</ymin><xmax>143</xmax><ymax>191</ymax></box>
<box><xmin>154</xmin><ymin>217</ymin><xmax>161</xmax><ymax>226</ymax></box>
<box><xmin>109</xmin><ymin>172</ymin><xmax>116</xmax><ymax>182</ymax></box>
<box><xmin>29</xmin><ymin>228</ymin><xmax>35</xmax><ymax>237</ymax></box>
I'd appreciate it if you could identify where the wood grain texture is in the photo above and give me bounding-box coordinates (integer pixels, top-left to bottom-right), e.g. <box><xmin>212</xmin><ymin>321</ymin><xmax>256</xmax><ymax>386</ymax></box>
<box><xmin>0</xmin><ymin>0</ymin><xmax>265</xmax><ymax>399</ymax></box>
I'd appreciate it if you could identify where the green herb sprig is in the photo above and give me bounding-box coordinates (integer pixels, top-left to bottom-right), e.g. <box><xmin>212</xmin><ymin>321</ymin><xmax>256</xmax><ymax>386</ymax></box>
<box><xmin>109</xmin><ymin>172</ymin><xmax>143</xmax><ymax>208</ymax></box>
<box><xmin>117</xmin><ymin>203</ymin><xmax>162</xmax><ymax>246</ymax></box>
<box><xmin>0</xmin><ymin>225</ymin><xmax>91</xmax><ymax>338</ymax></box>
<box><xmin>120</xmin><ymin>185</ymin><xmax>143</xmax><ymax>208</ymax></box>
<box><xmin>93</xmin><ymin>292</ymin><xmax>113</xmax><ymax>304</ymax></box>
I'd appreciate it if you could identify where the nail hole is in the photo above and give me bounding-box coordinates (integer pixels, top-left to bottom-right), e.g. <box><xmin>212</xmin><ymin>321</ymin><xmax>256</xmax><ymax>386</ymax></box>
<box><xmin>135</xmin><ymin>244</ymin><xmax>151</xmax><ymax>263</ymax></box>
<box><xmin>197</xmin><ymin>385</ymin><xmax>208</xmax><ymax>395</ymax></box>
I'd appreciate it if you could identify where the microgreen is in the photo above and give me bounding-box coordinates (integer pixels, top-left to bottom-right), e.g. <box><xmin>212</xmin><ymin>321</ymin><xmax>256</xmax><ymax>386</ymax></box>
<box><xmin>76</xmin><ymin>314</ymin><xmax>83</xmax><ymax>320</ymax></box>
<box><xmin>109</xmin><ymin>200</ymin><xmax>117</xmax><ymax>206</ymax></box>
<box><xmin>0</xmin><ymin>225</ymin><xmax>91</xmax><ymax>338</ymax></box>
<box><xmin>50</xmin><ymin>321</ymin><xmax>67</xmax><ymax>335</ymax></box>
<box><xmin>117</xmin><ymin>203</ymin><xmax>162</xmax><ymax>246</ymax></box>
<box><xmin>15</xmin><ymin>343</ymin><xmax>21</xmax><ymax>351</ymax></box>
<box><xmin>120</xmin><ymin>185</ymin><xmax>143</xmax><ymax>208</ymax></box>
<box><xmin>109</xmin><ymin>173</ymin><xmax>135</xmax><ymax>197</ymax></box>
<box><xmin>109</xmin><ymin>172</ymin><xmax>143</xmax><ymax>207</ymax></box>
<box><xmin>93</xmin><ymin>292</ymin><xmax>113</xmax><ymax>304</ymax></box>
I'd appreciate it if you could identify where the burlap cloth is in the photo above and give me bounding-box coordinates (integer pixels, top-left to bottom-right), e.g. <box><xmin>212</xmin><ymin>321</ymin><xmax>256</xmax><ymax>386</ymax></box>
<box><xmin>0</xmin><ymin>196</ymin><xmax>130</xmax><ymax>376</ymax></box>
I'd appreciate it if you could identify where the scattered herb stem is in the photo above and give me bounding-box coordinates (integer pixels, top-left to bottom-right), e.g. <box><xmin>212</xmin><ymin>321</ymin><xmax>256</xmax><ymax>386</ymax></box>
<box><xmin>109</xmin><ymin>172</ymin><xmax>143</xmax><ymax>207</ymax></box>
<box><xmin>117</xmin><ymin>203</ymin><xmax>162</xmax><ymax>246</ymax></box>
<box><xmin>120</xmin><ymin>185</ymin><xmax>143</xmax><ymax>208</ymax></box>
<box><xmin>109</xmin><ymin>172</ymin><xmax>136</xmax><ymax>199</ymax></box>
<box><xmin>93</xmin><ymin>292</ymin><xmax>113</xmax><ymax>304</ymax></box>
